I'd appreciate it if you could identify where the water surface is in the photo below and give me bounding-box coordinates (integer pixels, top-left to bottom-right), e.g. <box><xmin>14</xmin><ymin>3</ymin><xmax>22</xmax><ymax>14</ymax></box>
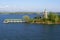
<box><xmin>0</xmin><ymin>14</ymin><xmax>60</xmax><ymax>40</ymax></box>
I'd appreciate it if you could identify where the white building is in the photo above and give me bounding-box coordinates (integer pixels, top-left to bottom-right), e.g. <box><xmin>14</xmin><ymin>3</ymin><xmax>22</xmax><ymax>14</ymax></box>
<box><xmin>43</xmin><ymin>9</ymin><xmax>48</xmax><ymax>19</ymax></box>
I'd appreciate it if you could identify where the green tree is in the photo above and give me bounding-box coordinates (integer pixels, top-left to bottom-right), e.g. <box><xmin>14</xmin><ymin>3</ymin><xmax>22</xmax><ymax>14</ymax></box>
<box><xmin>48</xmin><ymin>12</ymin><xmax>58</xmax><ymax>23</ymax></box>
<box><xmin>23</xmin><ymin>15</ymin><xmax>31</xmax><ymax>23</ymax></box>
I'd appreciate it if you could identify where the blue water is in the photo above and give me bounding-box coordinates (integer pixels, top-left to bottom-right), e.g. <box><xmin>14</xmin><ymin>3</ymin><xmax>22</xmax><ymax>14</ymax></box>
<box><xmin>0</xmin><ymin>14</ymin><xmax>60</xmax><ymax>40</ymax></box>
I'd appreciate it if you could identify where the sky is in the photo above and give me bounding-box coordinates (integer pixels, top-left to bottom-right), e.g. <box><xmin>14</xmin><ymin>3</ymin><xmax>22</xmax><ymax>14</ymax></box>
<box><xmin>0</xmin><ymin>0</ymin><xmax>60</xmax><ymax>12</ymax></box>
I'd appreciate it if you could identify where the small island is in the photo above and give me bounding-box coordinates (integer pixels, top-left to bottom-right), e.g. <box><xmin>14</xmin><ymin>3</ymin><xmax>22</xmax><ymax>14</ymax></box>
<box><xmin>23</xmin><ymin>9</ymin><xmax>60</xmax><ymax>24</ymax></box>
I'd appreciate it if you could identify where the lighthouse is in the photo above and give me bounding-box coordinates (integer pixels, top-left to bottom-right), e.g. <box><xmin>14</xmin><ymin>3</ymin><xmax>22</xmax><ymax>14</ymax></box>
<box><xmin>43</xmin><ymin>9</ymin><xmax>48</xmax><ymax>19</ymax></box>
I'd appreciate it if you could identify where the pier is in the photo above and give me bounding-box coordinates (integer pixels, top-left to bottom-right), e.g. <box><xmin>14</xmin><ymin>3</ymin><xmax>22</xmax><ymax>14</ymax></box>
<box><xmin>3</xmin><ymin>19</ymin><xmax>25</xmax><ymax>23</ymax></box>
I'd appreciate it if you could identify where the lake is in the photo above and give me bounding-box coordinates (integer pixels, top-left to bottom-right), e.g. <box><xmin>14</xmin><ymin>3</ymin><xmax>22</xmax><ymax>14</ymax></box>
<box><xmin>0</xmin><ymin>14</ymin><xmax>60</xmax><ymax>40</ymax></box>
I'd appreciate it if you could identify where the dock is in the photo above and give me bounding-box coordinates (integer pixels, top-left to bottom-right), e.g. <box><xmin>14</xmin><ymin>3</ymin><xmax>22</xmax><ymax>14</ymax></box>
<box><xmin>3</xmin><ymin>19</ymin><xmax>25</xmax><ymax>23</ymax></box>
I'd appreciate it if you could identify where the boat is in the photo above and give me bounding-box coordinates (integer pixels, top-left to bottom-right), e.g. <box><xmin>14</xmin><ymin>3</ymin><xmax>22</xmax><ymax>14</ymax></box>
<box><xmin>3</xmin><ymin>19</ymin><xmax>25</xmax><ymax>23</ymax></box>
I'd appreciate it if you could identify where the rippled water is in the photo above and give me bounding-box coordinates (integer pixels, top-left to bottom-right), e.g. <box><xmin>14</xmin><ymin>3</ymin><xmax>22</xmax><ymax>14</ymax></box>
<box><xmin>0</xmin><ymin>14</ymin><xmax>60</xmax><ymax>40</ymax></box>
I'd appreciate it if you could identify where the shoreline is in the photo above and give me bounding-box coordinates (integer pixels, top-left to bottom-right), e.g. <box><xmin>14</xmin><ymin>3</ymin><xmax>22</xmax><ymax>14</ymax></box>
<box><xmin>28</xmin><ymin>21</ymin><xmax>60</xmax><ymax>24</ymax></box>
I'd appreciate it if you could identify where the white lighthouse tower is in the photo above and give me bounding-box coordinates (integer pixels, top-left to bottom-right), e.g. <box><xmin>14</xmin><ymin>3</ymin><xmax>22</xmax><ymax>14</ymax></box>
<box><xmin>43</xmin><ymin>9</ymin><xmax>48</xmax><ymax>19</ymax></box>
